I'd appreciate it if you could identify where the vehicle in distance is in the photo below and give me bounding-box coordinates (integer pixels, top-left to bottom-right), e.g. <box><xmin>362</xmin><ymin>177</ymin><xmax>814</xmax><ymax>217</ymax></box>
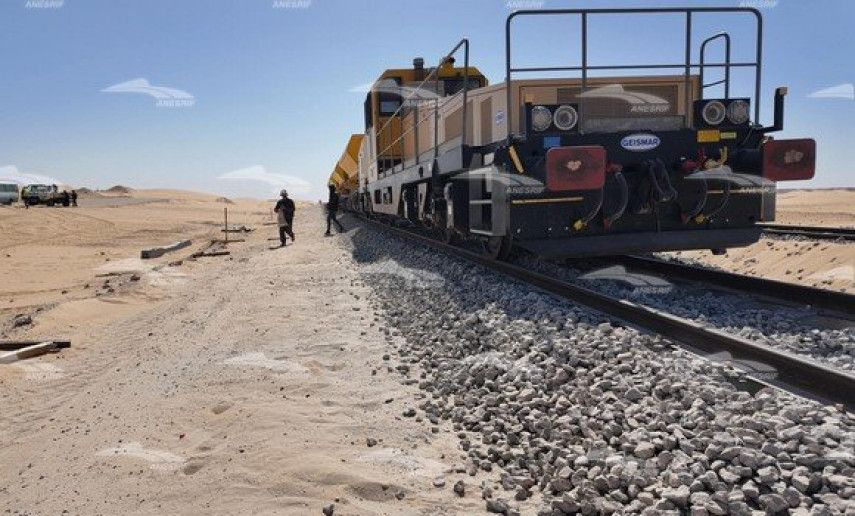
<box><xmin>21</xmin><ymin>184</ymin><xmax>70</xmax><ymax>207</ymax></box>
<box><xmin>0</xmin><ymin>182</ymin><xmax>19</xmax><ymax>205</ymax></box>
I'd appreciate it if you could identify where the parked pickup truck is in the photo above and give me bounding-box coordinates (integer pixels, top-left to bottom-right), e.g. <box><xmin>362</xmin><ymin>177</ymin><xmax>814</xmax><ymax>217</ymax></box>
<box><xmin>21</xmin><ymin>184</ymin><xmax>69</xmax><ymax>207</ymax></box>
<box><xmin>0</xmin><ymin>182</ymin><xmax>19</xmax><ymax>205</ymax></box>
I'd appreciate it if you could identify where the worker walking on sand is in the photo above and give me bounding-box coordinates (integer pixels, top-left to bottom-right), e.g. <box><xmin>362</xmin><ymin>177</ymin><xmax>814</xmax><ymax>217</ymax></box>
<box><xmin>274</xmin><ymin>189</ymin><xmax>296</xmax><ymax>246</ymax></box>
<box><xmin>71</xmin><ymin>190</ymin><xmax>78</xmax><ymax>207</ymax></box>
<box><xmin>325</xmin><ymin>184</ymin><xmax>344</xmax><ymax>236</ymax></box>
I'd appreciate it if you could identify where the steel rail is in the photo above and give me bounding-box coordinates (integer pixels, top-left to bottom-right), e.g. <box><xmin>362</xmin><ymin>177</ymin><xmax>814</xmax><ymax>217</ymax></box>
<box><xmin>757</xmin><ymin>223</ymin><xmax>855</xmax><ymax>241</ymax></box>
<box><xmin>355</xmin><ymin>216</ymin><xmax>855</xmax><ymax>411</ymax></box>
<box><xmin>609</xmin><ymin>255</ymin><xmax>855</xmax><ymax>316</ymax></box>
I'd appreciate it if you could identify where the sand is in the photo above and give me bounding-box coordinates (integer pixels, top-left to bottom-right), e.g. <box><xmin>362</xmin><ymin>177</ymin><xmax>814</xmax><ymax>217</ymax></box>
<box><xmin>664</xmin><ymin>189</ymin><xmax>855</xmax><ymax>293</ymax></box>
<box><xmin>773</xmin><ymin>188</ymin><xmax>855</xmax><ymax>228</ymax></box>
<box><xmin>0</xmin><ymin>201</ymin><xmax>492</xmax><ymax>514</ymax></box>
<box><xmin>0</xmin><ymin>189</ymin><xmax>271</xmax><ymax>318</ymax></box>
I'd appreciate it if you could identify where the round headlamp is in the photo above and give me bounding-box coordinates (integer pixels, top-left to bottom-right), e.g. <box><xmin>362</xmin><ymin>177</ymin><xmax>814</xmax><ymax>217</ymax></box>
<box><xmin>726</xmin><ymin>99</ymin><xmax>750</xmax><ymax>125</ymax></box>
<box><xmin>530</xmin><ymin>105</ymin><xmax>552</xmax><ymax>132</ymax></box>
<box><xmin>553</xmin><ymin>105</ymin><xmax>578</xmax><ymax>131</ymax></box>
<box><xmin>701</xmin><ymin>100</ymin><xmax>727</xmax><ymax>126</ymax></box>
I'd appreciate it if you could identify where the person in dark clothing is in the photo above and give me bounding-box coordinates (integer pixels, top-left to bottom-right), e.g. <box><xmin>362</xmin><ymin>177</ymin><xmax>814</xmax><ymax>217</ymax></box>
<box><xmin>70</xmin><ymin>190</ymin><xmax>78</xmax><ymax>207</ymax></box>
<box><xmin>274</xmin><ymin>189</ymin><xmax>296</xmax><ymax>246</ymax></box>
<box><xmin>325</xmin><ymin>184</ymin><xmax>344</xmax><ymax>236</ymax></box>
<box><xmin>61</xmin><ymin>190</ymin><xmax>70</xmax><ymax>207</ymax></box>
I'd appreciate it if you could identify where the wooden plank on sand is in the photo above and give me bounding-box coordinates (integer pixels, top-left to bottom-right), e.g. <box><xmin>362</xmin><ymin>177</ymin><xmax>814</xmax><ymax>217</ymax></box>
<box><xmin>191</xmin><ymin>250</ymin><xmax>230</xmax><ymax>258</ymax></box>
<box><xmin>141</xmin><ymin>240</ymin><xmax>192</xmax><ymax>259</ymax></box>
<box><xmin>0</xmin><ymin>340</ymin><xmax>71</xmax><ymax>352</ymax></box>
<box><xmin>0</xmin><ymin>341</ymin><xmax>69</xmax><ymax>364</ymax></box>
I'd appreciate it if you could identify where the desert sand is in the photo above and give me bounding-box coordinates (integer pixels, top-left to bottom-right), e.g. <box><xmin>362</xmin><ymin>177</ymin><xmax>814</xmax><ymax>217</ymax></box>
<box><xmin>0</xmin><ymin>200</ymin><xmax>491</xmax><ymax>514</ymax></box>
<box><xmin>664</xmin><ymin>189</ymin><xmax>855</xmax><ymax>293</ymax></box>
<box><xmin>0</xmin><ymin>189</ymin><xmax>271</xmax><ymax>324</ymax></box>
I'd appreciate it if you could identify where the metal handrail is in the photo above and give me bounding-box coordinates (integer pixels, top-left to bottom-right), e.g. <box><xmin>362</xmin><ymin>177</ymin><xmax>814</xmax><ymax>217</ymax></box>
<box><xmin>505</xmin><ymin>7</ymin><xmax>763</xmax><ymax>140</ymax></box>
<box><xmin>701</xmin><ymin>32</ymin><xmax>732</xmax><ymax>98</ymax></box>
<box><xmin>374</xmin><ymin>39</ymin><xmax>470</xmax><ymax>175</ymax></box>
<box><xmin>510</xmin><ymin>61</ymin><xmax>755</xmax><ymax>73</ymax></box>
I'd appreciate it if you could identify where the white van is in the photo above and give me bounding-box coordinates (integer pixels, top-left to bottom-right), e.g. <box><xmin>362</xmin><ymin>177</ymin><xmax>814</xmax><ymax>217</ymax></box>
<box><xmin>0</xmin><ymin>183</ymin><xmax>19</xmax><ymax>205</ymax></box>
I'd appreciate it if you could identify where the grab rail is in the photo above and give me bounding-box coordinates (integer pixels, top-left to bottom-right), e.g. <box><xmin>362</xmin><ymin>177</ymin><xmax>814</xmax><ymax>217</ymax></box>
<box><xmin>701</xmin><ymin>32</ymin><xmax>732</xmax><ymax>98</ymax></box>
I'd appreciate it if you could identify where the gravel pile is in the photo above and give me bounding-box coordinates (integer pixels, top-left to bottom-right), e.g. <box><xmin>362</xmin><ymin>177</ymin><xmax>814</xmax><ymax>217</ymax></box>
<box><xmin>342</xmin><ymin>223</ymin><xmax>855</xmax><ymax>515</ymax></box>
<box><xmin>513</xmin><ymin>255</ymin><xmax>855</xmax><ymax>373</ymax></box>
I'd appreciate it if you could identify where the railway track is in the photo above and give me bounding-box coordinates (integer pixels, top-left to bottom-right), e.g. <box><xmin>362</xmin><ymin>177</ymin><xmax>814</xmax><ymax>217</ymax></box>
<box><xmin>757</xmin><ymin>223</ymin><xmax>855</xmax><ymax>241</ymax></box>
<box><xmin>355</xmin><ymin>215</ymin><xmax>855</xmax><ymax>411</ymax></box>
<box><xmin>605</xmin><ymin>255</ymin><xmax>855</xmax><ymax>316</ymax></box>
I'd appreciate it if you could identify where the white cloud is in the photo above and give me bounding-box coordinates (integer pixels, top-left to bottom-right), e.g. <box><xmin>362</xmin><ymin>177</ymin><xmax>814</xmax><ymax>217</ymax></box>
<box><xmin>348</xmin><ymin>81</ymin><xmax>376</xmax><ymax>93</ymax></box>
<box><xmin>217</xmin><ymin>165</ymin><xmax>314</xmax><ymax>197</ymax></box>
<box><xmin>807</xmin><ymin>83</ymin><xmax>855</xmax><ymax>100</ymax></box>
<box><xmin>0</xmin><ymin>165</ymin><xmax>63</xmax><ymax>186</ymax></box>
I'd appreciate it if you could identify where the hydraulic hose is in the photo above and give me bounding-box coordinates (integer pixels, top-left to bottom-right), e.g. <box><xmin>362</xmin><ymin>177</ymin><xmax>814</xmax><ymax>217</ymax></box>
<box><xmin>648</xmin><ymin>158</ymin><xmax>677</xmax><ymax>203</ymax></box>
<box><xmin>703</xmin><ymin>178</ymin><xmax>731</xmax><ymax>222</ymax></box>
<box><xmin>682</xmin><ymin>176</ymin><xmax>709</xmax><ymax>224</ymax></box>
<box><xmin>603</xmin><ymin>171</ymin><xmax>628</xmax><ymax>230</ymax></box>
<box><xmin>573</xmin><ymin>187</ymin><xmax>604</xmax><ymax>231</ymax></box>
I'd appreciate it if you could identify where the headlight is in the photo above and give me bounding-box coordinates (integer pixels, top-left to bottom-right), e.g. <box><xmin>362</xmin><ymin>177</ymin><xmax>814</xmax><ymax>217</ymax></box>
<box><xmin>553</xmin><ymin>105</ymin><xmax>578</xmax><ymax>131</ymax></box>
<box><xmin>701</xmin><ymin>100</ymin><xmax>727</xmax><ymax>125</ymax></box>
<box><xmin>726</xmin><ymin>99</ymin><xmax>750</xmax><ymax>125</ymax></box>
<box><xmin>530</xmin><ymin>105</ymin><xmax>552</xmax><ymax>132</ymax></box>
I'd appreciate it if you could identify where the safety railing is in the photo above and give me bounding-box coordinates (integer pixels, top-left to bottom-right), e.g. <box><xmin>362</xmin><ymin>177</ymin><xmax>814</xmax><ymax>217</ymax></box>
<box><xmin>505</xmin><ymin>7</ymin><xmax>763</xmax><ymax>139</ymax></box>
<box><xmin>374</xmin><ymin>39</ymin><xmax>470</xmax><ymax>177</ymax></box>
<box><xmin>700</xmin><ymin>32</ymin><xmax>732</xmax><ymax>98</ymax></box>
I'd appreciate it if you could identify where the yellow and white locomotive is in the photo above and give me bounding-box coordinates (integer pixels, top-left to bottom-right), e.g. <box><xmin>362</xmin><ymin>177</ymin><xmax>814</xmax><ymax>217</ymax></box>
<box><xmin>328</xmin><ymin>6</ymin><xmax>816</xmax><ymax>259</ymax></box>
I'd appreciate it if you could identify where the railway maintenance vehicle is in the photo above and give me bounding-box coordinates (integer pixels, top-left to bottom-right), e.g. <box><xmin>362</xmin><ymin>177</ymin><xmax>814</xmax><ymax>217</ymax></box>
<box><xmin>329</xmin><ymin>6</ymin><xmax>815</xmax><ymax>259</ymax></box>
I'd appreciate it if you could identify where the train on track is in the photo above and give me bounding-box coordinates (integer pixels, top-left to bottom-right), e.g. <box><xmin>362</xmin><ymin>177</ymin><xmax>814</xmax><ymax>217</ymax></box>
<box><xmin>328</xmin><ymin>7</ymin><xmax>816</xmax><ymax>259</ymax></box>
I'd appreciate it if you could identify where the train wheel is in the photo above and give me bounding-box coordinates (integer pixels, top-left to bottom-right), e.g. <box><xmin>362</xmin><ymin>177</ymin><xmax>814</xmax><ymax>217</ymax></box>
<box><xmin>483</xmin><ymin>236</ymin><xmax>512</xmax><ymax>261</ymax></box>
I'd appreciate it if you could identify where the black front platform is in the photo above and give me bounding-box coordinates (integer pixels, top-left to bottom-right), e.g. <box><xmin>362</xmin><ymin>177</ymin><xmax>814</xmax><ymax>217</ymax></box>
<box><xmin>516</xmin><ymin>228</ymin><xmax>762</xmax><ymax>258</ymax></box>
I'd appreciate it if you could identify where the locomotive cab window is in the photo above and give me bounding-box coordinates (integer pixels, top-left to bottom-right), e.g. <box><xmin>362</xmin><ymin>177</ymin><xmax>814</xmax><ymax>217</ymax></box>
<box><xmin>443</xmin><ymin>77</ymin><xmax>483</xmax><ymax>96</ymax></box>
<box><xmin>379</xmin><ymin>100</ymin><xmax>401</xmax><ymax>115</ymax></box>
<box><xmin>378</xmin><ymin>95</ymin><xmax>402</xmax><ymax>116</ymax></box>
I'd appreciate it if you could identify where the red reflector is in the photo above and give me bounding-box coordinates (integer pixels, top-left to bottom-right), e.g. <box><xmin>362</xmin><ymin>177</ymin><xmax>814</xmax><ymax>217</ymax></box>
<box><xmin>545</xmin><ymin>145</ymin><xmax>606</xmax><ymax>191</ymax></box>
<box><xmin>762</xmin><ymin>138</ymin><xmax>816</xmax><ymax>181</ymax></box>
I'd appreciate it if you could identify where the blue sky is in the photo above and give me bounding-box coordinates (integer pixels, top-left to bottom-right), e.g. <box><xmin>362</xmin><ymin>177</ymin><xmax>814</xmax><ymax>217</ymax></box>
<box><xmin>0</xmin><ymin>0</ymin><xmax>852</xmax><ymax>200</ymax></box>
